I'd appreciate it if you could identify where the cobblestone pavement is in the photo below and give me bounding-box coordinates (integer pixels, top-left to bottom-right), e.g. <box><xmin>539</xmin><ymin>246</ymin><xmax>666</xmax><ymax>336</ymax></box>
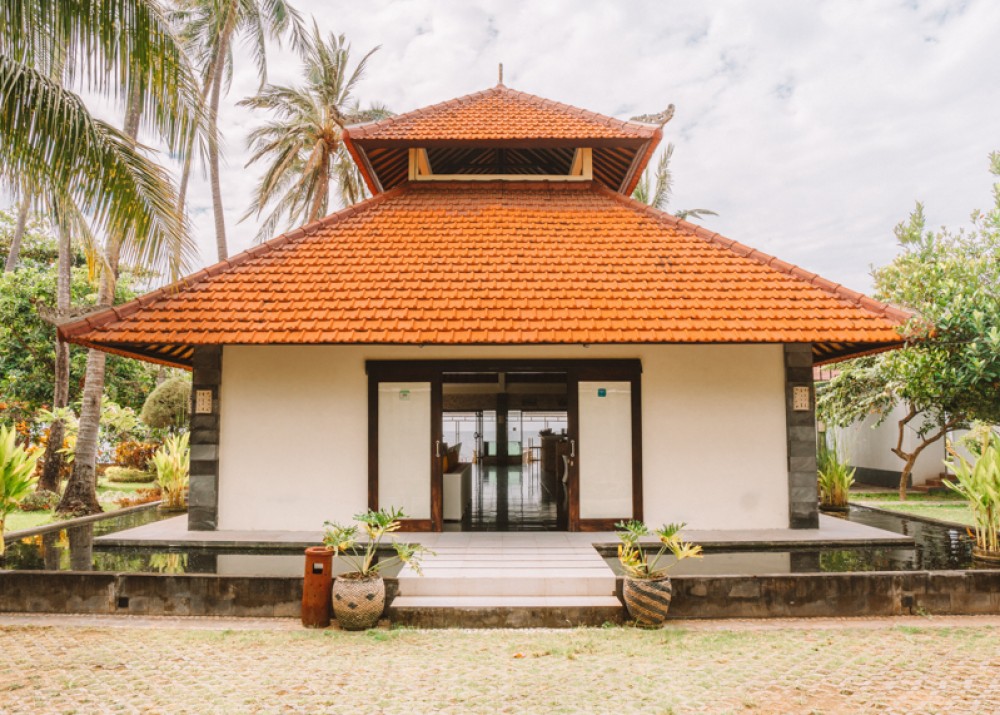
<box><xmin>1</xmin><ymin>615</ymin><xmax>998</xmax><ymax>714</ymax></box>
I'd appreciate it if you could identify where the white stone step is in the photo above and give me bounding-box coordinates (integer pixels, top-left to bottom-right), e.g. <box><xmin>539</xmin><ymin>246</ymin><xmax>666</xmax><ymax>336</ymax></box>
<box><xmin>391</xmin><ymin>595</ymin><xmax>622</xmax><ymax>609</ymax></box>
<box><xmin>398</xmin><ymin>574</ymin><xmax>615</xmax><ymax>597</ymax></box>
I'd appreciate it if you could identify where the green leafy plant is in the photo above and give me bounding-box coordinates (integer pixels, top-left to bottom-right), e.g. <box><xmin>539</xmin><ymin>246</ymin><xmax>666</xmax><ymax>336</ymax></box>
<box><xmin>817</xmin><ymin>435</ymin><xmax>856</xmax><ymax>508</ymax></box>
<box><xmin>944</xmin><ymin>428</ymin><xmax>1000</xmax><ymax>555</ymax></box>
<box><xmin>615</xmin><ymin>520</ymin><xmax>702</xmax><ymax>579</ymax></box>
<box><xmin>0</xmin><ymin>424</ymin><xmax>42</xmax><ymax>555</ymax></box>
<box><xmin>151</xmin><ymin>433</ymin><xmax>189</xmax><ymax>509</ymax></box>
<box><xmin>323</xmin><ymin>507</ymin><xmax>432</xmax><ymax>577</ymax></box>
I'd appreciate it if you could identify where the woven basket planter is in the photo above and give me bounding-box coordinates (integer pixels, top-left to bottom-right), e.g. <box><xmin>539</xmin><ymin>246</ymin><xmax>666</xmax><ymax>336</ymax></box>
<box><xmin>972</xmin><ymin>546</ymin><xmax>1000</xmax><ymax>566</ymax></box>
<box><xmin>332</xmin><ymin>573</ymin><xmax>385</xmax><ymax>630</ymax></box>
<box><xmin>622</xmin><ymin>575</ymin><xmax>673</xmax><ymax>627</ymax></box>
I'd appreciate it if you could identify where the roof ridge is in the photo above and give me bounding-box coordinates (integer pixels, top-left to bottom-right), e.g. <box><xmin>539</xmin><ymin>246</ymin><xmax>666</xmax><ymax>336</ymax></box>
<box><xmin>59</xmin><ymin>186</ymin><xmax>409</xmax><ymax>340</ymax></box>
<box><xmin>346</xmin><ymin>84</ymin><xmax>656</xmax><ymax>140</ymax></box>
<box><xmin>592</xmin><ymin>184</ymin><xmax>913</xmax><ymax>325</ymax></box>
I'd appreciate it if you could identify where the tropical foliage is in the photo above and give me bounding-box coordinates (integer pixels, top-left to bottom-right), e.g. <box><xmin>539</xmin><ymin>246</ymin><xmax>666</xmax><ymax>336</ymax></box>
<box><xmin>323</xmin><ymin>507</ymin><xmax>432</xmax><ymax>577</ymax></box>
<box><xmin>944</xmin><ymin>427</ymin><xmax>1000</xmax><ymax>555</ymax></box>
<box><xmin>0</xmin><ymin>423</ymin><xmax>41</xmax><ymax>555</ymax></box>
<box><xmin>239</xmin><ymin>22</ymin><xmax>390</xmax><ymax>242</ymax></box>
<box><xmin>818</xmin><ymin>151</ymin><xmax>1000</xmax><ymax>499</ymax></box>
<box><xmin>151</xmin><ymin>432</ymin><xmax>190</xmax><ymax>509</ymax></box>
<box><xmin>1</xmin><ymin>0</ymin><xmax>199</xmax><ymax>277</ymax></box>
<box><xmin>817</xmin><ymin>434</ymin><xmax>856</xmax><ymax>508</ymax></box>
<box><xmin>615</xmin><ymin>520</ymin><xmax>702</xmax><ymax>579</ymax></box>
<box><xmin>172</xmin><ymin>0</ymin><xmax>304</xmax><ymax>259</ymax></box>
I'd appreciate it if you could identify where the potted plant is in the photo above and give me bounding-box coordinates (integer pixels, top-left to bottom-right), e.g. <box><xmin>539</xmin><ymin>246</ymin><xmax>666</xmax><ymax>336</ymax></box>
<box><xmin>817</xmin><ymin>435</ymin><xmax>856</xmax><ymax>513</ymax></box>
<box><xmin>615</xmin><ymin>520</ymin><xmax>702</xmax><ymax>627</ymax></box>
<box><xmin>322</xmin><ymin>507</ymin><xmax>431</xmax><ymax>630</ymax></box>
<box><xmin>944</xmin><ymin>427</ymin><xmax>1000</xmax><ymax>564</ymax></box>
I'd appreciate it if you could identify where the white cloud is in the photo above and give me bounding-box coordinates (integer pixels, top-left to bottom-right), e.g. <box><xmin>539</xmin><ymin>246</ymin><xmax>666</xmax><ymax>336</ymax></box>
<box><xmin>10</xmin><ymin>0</ymin><xmax>1000</xmax><ymax>295</ymax></box>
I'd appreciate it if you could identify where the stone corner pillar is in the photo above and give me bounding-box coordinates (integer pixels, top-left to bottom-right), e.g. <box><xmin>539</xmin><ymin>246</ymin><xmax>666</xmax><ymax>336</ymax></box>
<box><xmin>188</xmin><ymin>346</ymin><xmax>222</xmax><ymax>531</ymax></box>
<box><xmin>784</xmin><ymin>344</ymin><xmax>819</xmax><ymax>529</ymax></box>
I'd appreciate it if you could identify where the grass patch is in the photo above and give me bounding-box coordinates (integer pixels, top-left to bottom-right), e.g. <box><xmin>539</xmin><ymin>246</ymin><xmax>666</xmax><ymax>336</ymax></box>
<box><xmin>857</xmin><ymin>500</ymin><xmax>975</xmax><ymax>527</ymax></box>
<box><xmin>851</xmin><ymin>491</ymin><xmax>964</xmax><ymax>501</ymax></box>
<box><xmin>4</xmin><ymin>479</ymin><xmax>156</xmax><ymax>534</ymax></box>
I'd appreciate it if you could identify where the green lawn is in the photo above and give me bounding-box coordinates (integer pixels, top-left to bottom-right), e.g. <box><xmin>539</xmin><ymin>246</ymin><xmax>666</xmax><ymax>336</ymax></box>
<box><xmin>851</xmin><ymin>490</ymin><xmax>964</xmax><ymax>501</ymax></box>
<box><xmin>854</xmin><ymin>499</ymin><xmax>976</xmax><ymax>527</ymax></box>
<box><xmin>4</xmin><ymin>479</ymin><xmax>157</xmax><ymax>534</ymax></box>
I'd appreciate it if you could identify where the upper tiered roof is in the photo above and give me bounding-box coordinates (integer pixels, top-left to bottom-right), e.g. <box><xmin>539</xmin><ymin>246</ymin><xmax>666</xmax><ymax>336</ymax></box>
<box><xmin>343</xmin><ymin>84</ymin><xmax>662</xmax><ymax>195</ymax></box>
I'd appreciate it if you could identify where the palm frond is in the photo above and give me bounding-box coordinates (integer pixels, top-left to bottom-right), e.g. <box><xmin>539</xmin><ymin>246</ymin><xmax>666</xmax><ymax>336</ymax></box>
<box><xmin>1</xmin><ymin>0</ymin><xmax>202</xmax><ymax>157</ymax></box>
<box><xmin>0</xmin><ymin>57</ymin><xmax>195</xmax><ymax>277</ymax></box>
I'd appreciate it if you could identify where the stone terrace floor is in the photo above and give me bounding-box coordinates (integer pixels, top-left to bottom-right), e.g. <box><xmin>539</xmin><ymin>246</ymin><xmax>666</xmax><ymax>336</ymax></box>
<box><xmin>96</xmin><ymin>513</ymin><xmax>912</xmax><ymax>549</ymax></box>
<box><xmin>1</xmin><ymin>614</ymin><xmax>998</xmax><ymax>714</ymax></box>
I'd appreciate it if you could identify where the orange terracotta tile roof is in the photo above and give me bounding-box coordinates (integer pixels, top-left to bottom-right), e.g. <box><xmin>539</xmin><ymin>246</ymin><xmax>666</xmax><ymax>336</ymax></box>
<box><xmin>61</xmin><ymin>182</ymin><xmax>908</xmax><ymax>368</ymax></box>
<box><xmin>345</xmin><ymin>85</ymin><xmax>659</xmax><ymax>143</ymax></box>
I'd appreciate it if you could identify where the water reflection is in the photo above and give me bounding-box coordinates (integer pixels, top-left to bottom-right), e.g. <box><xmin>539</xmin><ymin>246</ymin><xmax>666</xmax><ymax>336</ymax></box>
<box><xmin>0</xmin><ymin>503</ymin><xmax>978</xmax><ymax>577</ymax></box>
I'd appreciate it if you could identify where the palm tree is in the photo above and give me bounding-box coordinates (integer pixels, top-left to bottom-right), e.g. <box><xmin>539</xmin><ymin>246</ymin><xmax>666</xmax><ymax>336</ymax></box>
<box><xmin>239</xmin><ymin>24</ymin><xmax>390</xmax><ymax>242</ymax></box>
<box><xmin>173</xmin><ymin>0</ymin><xmax>303</xmax><ymax>260</ymax></box>
<box><xmin>631</xmin><ymin>142</ymin><xmax>718</xmax><ymax>222</ymax></box>
<box><xmin>0</xmin><ymin>0</ymin><xmax>200</xmax><ymax>274</ymax></box>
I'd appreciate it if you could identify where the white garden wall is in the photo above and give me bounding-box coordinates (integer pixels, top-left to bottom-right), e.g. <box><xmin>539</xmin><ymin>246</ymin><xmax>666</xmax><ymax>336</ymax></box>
<box><xmin>216</xmin><ymin>344</ymin><xmax>790</xmax><ymax>532</ymax></box>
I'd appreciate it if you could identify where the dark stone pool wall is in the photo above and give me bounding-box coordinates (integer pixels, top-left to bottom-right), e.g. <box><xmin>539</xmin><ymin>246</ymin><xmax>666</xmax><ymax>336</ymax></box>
<box><xmin>2</xmin><ymin>570</ymin><xmax>998</xmax><ymax>624</ymax></box>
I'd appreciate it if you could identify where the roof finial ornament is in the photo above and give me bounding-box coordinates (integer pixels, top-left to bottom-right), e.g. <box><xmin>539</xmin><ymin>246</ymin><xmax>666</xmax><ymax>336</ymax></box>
<box><xmin>498</xmin><ymin>62</ymin><xmax>504</xmax><ymax>86</ymax></box>
<box><xmin>630</xmin><ymin>104</ymin><xmax>675</xmax><ymax>127</ymax></box>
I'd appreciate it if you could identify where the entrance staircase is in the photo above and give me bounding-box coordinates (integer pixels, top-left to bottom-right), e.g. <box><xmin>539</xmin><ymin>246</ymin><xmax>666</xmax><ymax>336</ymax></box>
<box><xmin>910</xmin><ymin>472</ymin><xmax>959</xmax><ymax>494</ymax></box>
<box><xmin>388</xmin><ymin>534</ymin><xmax>623</xmax><ymax>627</ymax></box>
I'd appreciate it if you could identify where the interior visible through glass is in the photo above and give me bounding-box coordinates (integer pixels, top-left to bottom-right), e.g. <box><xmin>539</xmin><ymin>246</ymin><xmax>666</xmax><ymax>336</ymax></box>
<box><xmin>441</xmin><ymin>371</ymin><xmax>568</xmax><ymax>531</ymax></box>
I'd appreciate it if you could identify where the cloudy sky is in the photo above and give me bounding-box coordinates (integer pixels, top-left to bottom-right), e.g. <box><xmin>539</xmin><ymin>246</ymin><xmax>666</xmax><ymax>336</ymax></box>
<box><xmin>25</xmin><ymin>0</ymin><xmax>1000</xmax><ymax>293</ymax></box>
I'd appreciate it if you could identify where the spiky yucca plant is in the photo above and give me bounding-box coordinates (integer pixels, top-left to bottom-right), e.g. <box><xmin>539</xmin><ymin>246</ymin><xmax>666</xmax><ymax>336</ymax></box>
<box><xmin>0</xmin><ymin>425</ymin><xmax>42</xmax><ymax>555</ymax></box>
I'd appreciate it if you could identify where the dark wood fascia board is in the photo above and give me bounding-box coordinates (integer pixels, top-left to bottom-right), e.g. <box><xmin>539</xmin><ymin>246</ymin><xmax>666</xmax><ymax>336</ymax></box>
<box><xmin>342</xmin><ymin>131</ymin><xmax>383</xmax><ymax>196</ymax></box>
<box><xmin>366</xmin><ymin>359</ymin><xmax>642</xmax><ymax>381</ymax></box>
<box><xmin>619</xmin><ymin>131</ymin><xmax>662</xmax><ymax>196</ymax></box>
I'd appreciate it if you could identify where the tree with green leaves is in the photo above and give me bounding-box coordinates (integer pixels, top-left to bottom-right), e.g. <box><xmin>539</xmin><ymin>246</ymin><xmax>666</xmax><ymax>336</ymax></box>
<box><xmin>818</xmin><ymin>152</ymin><xmax>1000</xmax><ymax>499</ymax></box>
<box><xmin>239</xmin><ymin>23</ymin><xmax>390</xmax><ymax>241</ymax></box>
<box><xmin>630</xmin><ymin>142</ymin><xmax>718</xmax><ymax>222</ymax></box>
<box><xmin>1</xmin><ymin>0</ymin><xmax>200</xmax><ymax>271</ymax></box>
<box><xmin>173</xmin><ymin>0</ymin><xmax>303</xmax><ymax>260</ymax></box>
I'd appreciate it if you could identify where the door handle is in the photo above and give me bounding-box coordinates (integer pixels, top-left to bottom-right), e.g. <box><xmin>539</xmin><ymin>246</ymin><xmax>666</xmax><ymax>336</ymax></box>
<box><xmin>435</xmin><ymin>440</ymin><xmax>441</xmax><ymax>458</ymax></box>
<box><xmin>570</xmin><ymin>439</ymin><xmax>575</xmax><ymax>458</ymax></box>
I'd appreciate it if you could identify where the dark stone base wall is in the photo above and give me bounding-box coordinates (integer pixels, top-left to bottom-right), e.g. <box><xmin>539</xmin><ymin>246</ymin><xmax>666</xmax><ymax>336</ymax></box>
<box><xmin>4</xmin><ymin>570</ymin><xmax>999</xmax><ymax>622</ymax></box>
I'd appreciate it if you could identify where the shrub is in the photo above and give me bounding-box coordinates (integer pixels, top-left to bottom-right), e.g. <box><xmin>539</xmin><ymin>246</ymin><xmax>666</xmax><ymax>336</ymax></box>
<box><xmin>140</xmin><ymin>378</ymin><xmax>191</xmax><ymax>431</ymax></box>
<box><xmin>105</xmin><ymin>466</ymin><xmax>155</xmax><ymax>484</ymax></box>
<box><xmin>113</xmin><ymin>441</ymin><xmax>160</xmax><ymax>471</ymax></box>
<box><xmin>152</xmin><ymin>433</ymin><xmax>190</xmax><ymax>509</ymax></box>
<box><xmin>17</xmin><ymin>489</ymin><xmax>60</xmax><ymax>512</ymax></box>
<box><xmin>115</xmin><ymin>487</ymin><xmax>162</xmax><ymax>508</ymax></box>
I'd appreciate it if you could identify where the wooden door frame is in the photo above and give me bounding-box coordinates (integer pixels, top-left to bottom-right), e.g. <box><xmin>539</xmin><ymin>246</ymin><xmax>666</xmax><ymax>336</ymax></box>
<box><xmin>366</xmin><ymin>359</ymin><xmax>642</xmax><ymax>532</ymax></box>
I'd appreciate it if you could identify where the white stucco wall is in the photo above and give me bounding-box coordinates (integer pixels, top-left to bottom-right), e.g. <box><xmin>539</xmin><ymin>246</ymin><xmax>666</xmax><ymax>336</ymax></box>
<box><xmin>830</xmin><ymin>402</ymin><xmax>950</xmax><ymax>486</ymax></box>
<box><xmin>217</xmin><ymin>344</ymin><xmax>790</xmax><ymax>531</ymax></box>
